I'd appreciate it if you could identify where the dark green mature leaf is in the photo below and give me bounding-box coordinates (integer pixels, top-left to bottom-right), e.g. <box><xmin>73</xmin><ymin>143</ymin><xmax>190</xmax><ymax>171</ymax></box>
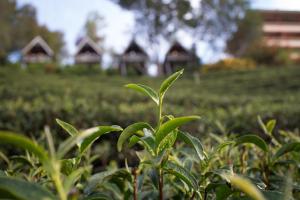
<box><xmin>80</xmin><ymin>125</ymin><xmax>123</xmax><ymax>154</ymax></box>
<box><xmin>56</xmin><ymin>118</ymin><xmax>78</xmax><ymax>136</ymax></box>
<box><xmin>126</xmin><ymin>84</ymin><xmax>159</xmax><ymax>105</ymax></box>
<box><xmin>274</xmin><ymin>142</ymin><xmax>300</xmax><ymax>160</ymax></box>
<box><xmin>178</xmin><ymin>131</ymin><xmax>205</xmax><ymax>161</ymax></box>
<box><xmin>164</xmin><ymin>161</ymin><xmax>198</xmax><ymax>190</ymax></box>
<box><xmin>85</xmin><ymin>169</ymin><xmax>131</xmax><ymax>194</ymax></box>
<box><xmin>117</xmin><ymin>122</ymin><xmax>154</xmax><ymax>152</ymax></box>
<box><xmin>235</xmin><ymin>134</ymin><xmax>268</xmax><ymax>152</ymax></box>
<box><xmin>262</xmin><ymin>191</ymin><xmax>284</xmax><ymax>200</ymax></box>
<box><xmin>83</xmin><ymin>192</ymin><xmax>112</xmax><ymax>200</ymax></box>
<box><xmin>0</xmin><ymin>176</ymin><xmax>56</xmax><ymax>200</ymax></box>
<box><xmin>156</xmin><ymin>130</ymin><xmax>178</xmax><ymax>154</ymax></box>
<box><xmin>0</xmin><ymin>132</ymin><xmax>50</xmax><ymax>168</ymax></box>
<box><xmin>155</xmin><ymin>116</ymin><xmax>200</xmax><ymax>146</ymax></box>
<box><xmin>159</xmin><ymin>69</ymin><xmax>184</xmax><ymax>99</ymax></box>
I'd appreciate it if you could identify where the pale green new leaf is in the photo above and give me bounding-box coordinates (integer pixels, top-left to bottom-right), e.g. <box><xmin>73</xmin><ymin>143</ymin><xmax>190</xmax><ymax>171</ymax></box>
<box><xmin>129</xmin><ymin>135</ymin><xmax>156</xmax><ymax>155</ymax></box>
<box><xmin>57</xmin><ymin>128</ymin><xmax>104</xmax><ymax>159</ymax></box>
<box><xmin>178</xmin><ymin>131</ymin><xmax>205</xmax><ymax>161</ymax></box>
<box><xmin>163</xmin><ymin>161</ymin><xmax>198</xmax><ymax>190</ymax></box>
<box><xmin>80</xmin><ymin>125</ymin><xmax>123</xmax><ymax>154</ymax></box>
<box><xmin>266</xmin><ymin>120</ymin><xmax>276</xmax><ymax>134</ymax></box>
<box><xmin>273</xmin><ymin>142</ymin><xmax>300</xmax><ymax>160</ymax></box>
<box><xmin>156</xmin><ymin>130</ymin><xmax>178</xmax><ymax>154</ymax></box>
<box><xmin>64</xmin><ymin>166</ymin><xmax>90</xmax><ymax>193</ymax></box>
<box><xmin>125</xmin><ymin>83</ymin><xmax>159</xmax><ymax>105</ymax></box>
<box><xmin>0</xmin><ymin>176</ymin><xmax>56</xmax><ymax>200</ymax></box>
<box><xmin>222</xmin><ymin>173</ymin><xmax>266</xmax><ymax>200</ymax></box>
<box><xmin>235</xmin><ymin>134</ymin><xmax>268</xmax><ymax>152</ymax></box>
<box><xmin>117</xmin><ymin>122</ymin><xmax>154</xmax><ymax>152</ymax></box>
<box><xmin>155</xmin><ymin>116</ymin><xmax>200</xmax><ymax>146</ymax></box>
<box><xmin>56</xmin><ymin>118</ymin><xmax>78</xmax><ymax>136</ymax></box>
<box><xmin>159</xmin><ymin>69</ymin><xmax>184</xmax><ymax>99</ymax></box>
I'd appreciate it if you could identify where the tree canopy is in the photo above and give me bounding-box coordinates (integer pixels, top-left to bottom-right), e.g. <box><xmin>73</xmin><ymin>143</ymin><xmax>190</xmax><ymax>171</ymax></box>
<box><xmin>0</xmin><ymin>0</ymin><xmax>65</xmax><ymax>63</ymax></box>
<box><xmin>226</xmin><ymin>9</ymin><xmax>263</xmax><ymax>57</ymax></box>
<box><xmin>112</xmin><ymin>0</ymin><xmax>250</xmax><ymax>45</ymax></box>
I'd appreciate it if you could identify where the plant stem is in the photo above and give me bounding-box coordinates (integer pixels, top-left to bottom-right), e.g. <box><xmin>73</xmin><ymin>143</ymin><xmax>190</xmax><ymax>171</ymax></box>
<box><xmin>53</xmin><ymin>172</ymin><xmax>67</xmax><ymax>200</ymax></box>
<box><xmin>158</xmin><ymin>97</ymin><xmax>162</xmax><ymax>127</ymax></box>
<box><xmin>132</xmin><ymin>168</ymin><xmax>138</xmax><ymax>200</ymax></box>
<box><xmin>159</xmin><ymin>168</ymin><xmax>164</xmax><ymax>200</ymax></box>
<box><xmin>51</xmin><ymin>161</ymin><xmax>67</xmax><ymax>200</ymax></box>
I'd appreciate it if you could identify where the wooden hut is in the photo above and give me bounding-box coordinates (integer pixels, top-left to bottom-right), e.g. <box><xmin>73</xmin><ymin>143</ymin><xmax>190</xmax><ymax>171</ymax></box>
<box><xmin>119</xmin><ymin>40</ymin><xmax>148</xmax><ymax>75</ymax></box>
<box><xmin>163</xmin><ymin>42</ymin><xmax>197</xmax><ymax>75</ymax></box>
<box><xmin>21</xmin><ymin>36</ymin><xmax>54</xmax><ymax>64</ymax></box>
<box><xmin>74</xmin><ymin>37</ymin><xmax>101</xmax><ymax>65</ymax></box>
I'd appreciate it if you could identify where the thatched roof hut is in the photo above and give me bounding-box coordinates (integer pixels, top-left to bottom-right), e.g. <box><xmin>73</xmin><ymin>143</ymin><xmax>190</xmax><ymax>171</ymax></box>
<box><xmin>22</xmin><ymin>36</ymin><xmax>53</xmax><ymax>64</ymax></box>
<box><xmin>74</xmin><ymin>37</ymin><xmax>101</xmax><ymax>65</ymax></box>
<box><xmin>119</xmin><ymin>40</ymin><xmax>148</xmax><ymax>75</ymax></box>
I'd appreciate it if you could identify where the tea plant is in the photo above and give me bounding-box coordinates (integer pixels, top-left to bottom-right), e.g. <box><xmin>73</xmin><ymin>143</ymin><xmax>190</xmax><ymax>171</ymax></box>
<box><xmin>0</xmin><ymin>69</ymin><xmax>299</xmax><ymax>200</ymax></box>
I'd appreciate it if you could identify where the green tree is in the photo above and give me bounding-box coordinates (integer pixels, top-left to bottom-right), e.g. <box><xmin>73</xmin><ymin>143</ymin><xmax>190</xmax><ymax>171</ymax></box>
<box><xmin>226</xmin><ymin>9</ymin><xmax>263</xmax><ymax>57</ymax></box>
<box><xmin>83</xmin><ymin>12</ymin><xmax>106</xmax><ymax>44</ymax></box>
<box><xmin>0</xmin><ymin>0</ymin><xmax>65</xmax><ymax>63</ymax></box>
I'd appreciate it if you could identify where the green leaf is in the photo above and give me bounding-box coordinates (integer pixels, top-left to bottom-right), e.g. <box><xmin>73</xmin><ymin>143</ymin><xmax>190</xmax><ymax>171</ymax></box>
<box><xmin>178</xmin><ymin>131</ymin><xmax>205</xmax><ymax>161</ymax></box>
<box><xmin>274</xmin><ymin>142</ymin><xmax>300</xmax><ymax>160</ymax></box>
<box><xmin>222</xmin><ymin>173</ymin><xmax>266</xmax><ymax>200</ymax></box>
<box><xmin>159</xmin><ymin>69</ymin><xmax>184</xmax><ymax>99</ymax></box>
<box><xmin>0</xmin><ymin>176</ymin><xmax>56</xmax><ymax>200</ymax></box>
<box><xmin>85</xmin><ymin>169</ymin><xmax>131</xmax><ymax>194</ymax></box>
<box><xmin>57</xmin><ymin>127</ymin><xmax>104</xmax><ymax>159</ymax></box>
<box><xmin>266</xmin><ymin>120</ymin><xmax>276</xmax><ymax>134</ymax></box>
<box><xmin>129</xmin><ymin>135</ymin><xmax>156</xmax><ymax>155</ymax></box>
<box><xmin>262</xmin><ymin>191</ymin><xmax>284</xmax><ymax>200</ymax></box>
<box><xmin>155</xmin><ymin>116</ymin><xmax>200</xmax><ymax>146</ymax></box>
<box><xmin>156</xmin><ymin>130</ymin><xmax>178</xmax><ymax>154</ymax></box>
<box><xmin>0</xmin><ymin>132</ymin><xmax>50</xmax><ymax>169</ymax></box>
<box><xmin>80</xmin><ymin>125</ymin><xmax>122</xmax><ymax>154</ymax></box>
<box><xmin>64</xmin><ymin>166</ymin><xmax>90</xmax><ymax>193</ymax></box>
<box><xmin>83</xmin><ymin>192</ymin><xmax>112</xmax><ymax>200</ymax></box>
<box><xmin>125</xmin><ymin>84</ymin><xmax>159</xmax><ymax>105</ymax></box>
<box><xmin>117</xmin><ymin>122</ymin><xmax>154</xmax><ymax>152</ymax></box>
<box><xmin>56</xmin><ymin>118</ymin><xmax>78</xmax><ymax>136</ymax></box>
<box><xmin>235</xmin><ymin>134</ymin><xmax>268</xmax><ymax>152</ymax></box>
<box><xmin>163</xmin><ymin>161</ymin><xmax>198</xmax><ymax>190</ymax></box>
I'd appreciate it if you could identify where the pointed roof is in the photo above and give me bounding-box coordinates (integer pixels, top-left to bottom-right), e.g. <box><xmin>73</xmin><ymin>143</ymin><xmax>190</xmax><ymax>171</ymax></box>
<box><xmin>22</xmin><ymin>36</ymin><xmax>54</xmax><ymax>56</ymax></box>
<box><xmin>124</xmin><ymin>40</ymin><xmax>147</xmax><ymax>56</ymax></box>
<box><xmin>167</xmin><ymin>41</ymin><xmax>190</xmax><ymax>55</ymax></box>
<box><xmin>75</xmin><ymin>37</ymin><xmax>101</xmax><ymax>56</ymax></box>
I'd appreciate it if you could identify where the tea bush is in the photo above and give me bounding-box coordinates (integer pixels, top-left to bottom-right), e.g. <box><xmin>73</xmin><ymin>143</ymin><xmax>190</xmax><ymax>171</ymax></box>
<box><xmin>0</xmin><ymin>70</ymin><xmax>299</xmax><ymax>199</ymax></box>
<box><xmin>0</xmin><ymin>66</ymin><xmax>300</xmax><ymax>137</ymax></box>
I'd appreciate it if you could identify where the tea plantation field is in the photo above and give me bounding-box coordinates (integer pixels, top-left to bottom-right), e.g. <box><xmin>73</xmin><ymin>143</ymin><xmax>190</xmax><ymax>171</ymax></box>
<box><xmin>0</xmin><ymin>66</ymin><xmax>299</xmax><ymax>137</ymax></box>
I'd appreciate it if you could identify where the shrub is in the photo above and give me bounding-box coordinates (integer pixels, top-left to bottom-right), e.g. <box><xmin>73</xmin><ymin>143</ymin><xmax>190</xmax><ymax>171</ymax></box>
<box><xmin>202</xmin><ymin>58</ymin><xmax>256</xmax><ymax>72</ymax></box>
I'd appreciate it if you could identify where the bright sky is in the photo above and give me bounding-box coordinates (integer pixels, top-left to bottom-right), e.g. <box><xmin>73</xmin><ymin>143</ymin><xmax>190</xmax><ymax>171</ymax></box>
<box><xmin>16</xmin><ymin>0</ymin><xmax>300</xmax><ymax>64</ymax></box>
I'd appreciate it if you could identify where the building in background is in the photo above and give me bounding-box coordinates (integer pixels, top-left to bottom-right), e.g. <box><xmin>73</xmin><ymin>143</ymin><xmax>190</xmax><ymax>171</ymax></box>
<box><xmin>163</xmin><ymin>42</ymin><xmax>198</xmax><ymax>75</ymax></box>
<box><xmin>260</xmin><ymin>10</ymin><xmax>300</xmax><ymax>60</ymax></box>
<box><xmin>74</xmin><ymin>37</ymin><xmax>102</xmax><ymax>65</ymax></box>
<box><xmin>119</xmin><ymin>40</ymin><xmax>148</xmax><ymax>75</ymax></box>
<box><xmin>21</xmin><ymin>36</ymin><xmax>53</xmax><ymax>64</ymax></box>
